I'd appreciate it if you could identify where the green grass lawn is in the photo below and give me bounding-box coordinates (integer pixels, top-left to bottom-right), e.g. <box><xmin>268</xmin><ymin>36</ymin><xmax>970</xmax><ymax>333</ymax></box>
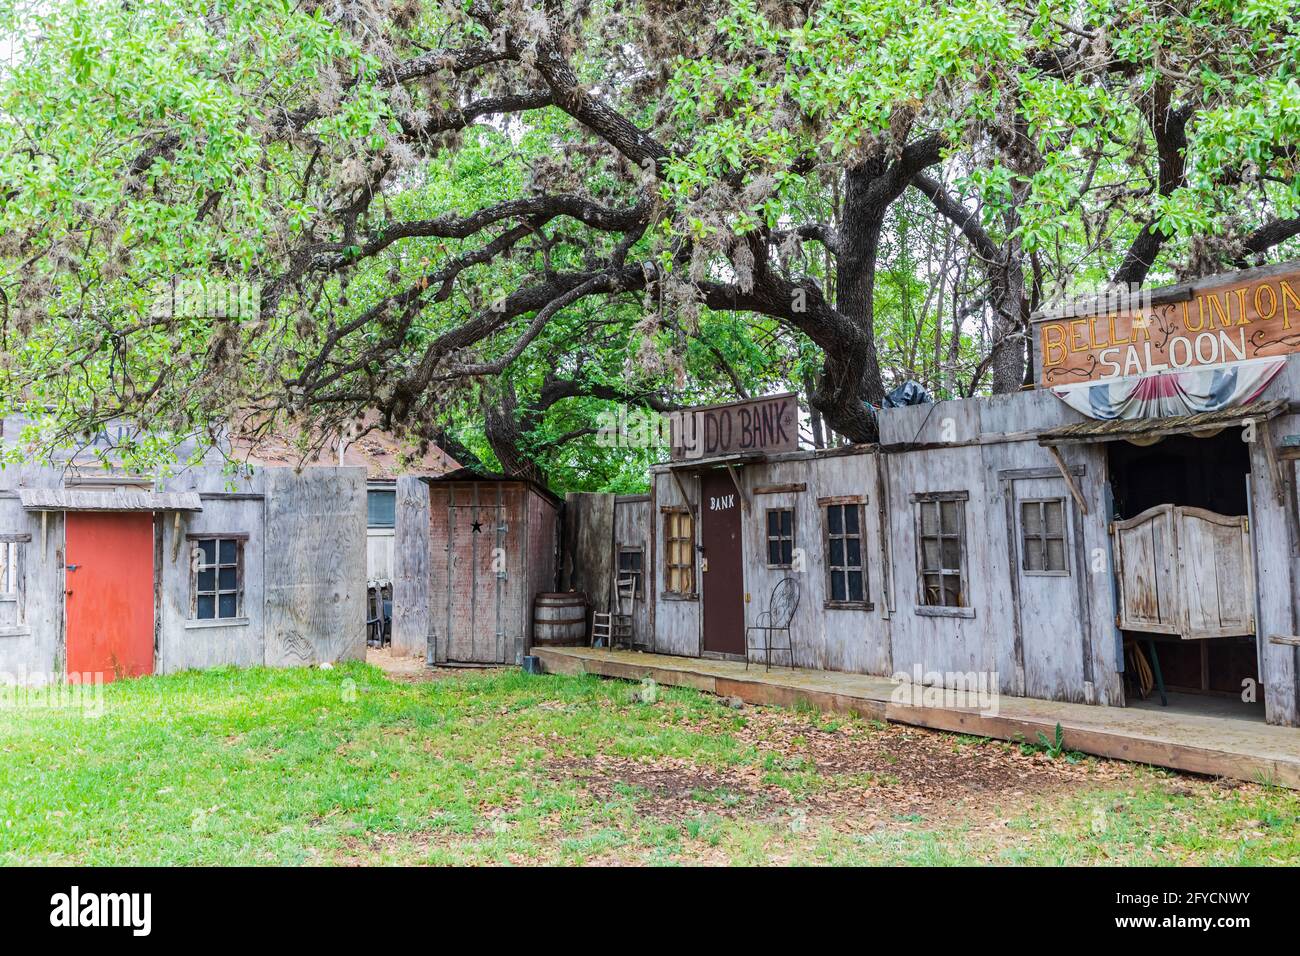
<box><xmin>0</xmin><ymin>662</ymin><xmax>1297</xmax><ymax>865</ymax></box>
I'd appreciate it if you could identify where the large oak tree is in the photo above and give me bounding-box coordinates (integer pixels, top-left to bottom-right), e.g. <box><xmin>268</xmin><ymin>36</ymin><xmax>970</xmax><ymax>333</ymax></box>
<box><xmin>1</xmin><ymin>0</ymin><xmax>1297</xmax><ymax>482</ymax></box>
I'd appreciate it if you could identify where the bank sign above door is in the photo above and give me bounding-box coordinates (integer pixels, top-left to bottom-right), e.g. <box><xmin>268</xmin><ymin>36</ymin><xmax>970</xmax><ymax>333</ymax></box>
<box><xmin>669</xmin><ymin>393</ymin><xmax>799</xmax><ymax>461</ymax></box>
<box><xmin>1034</xmin><ymin>261</ymin><xmax>1300</xmax><ymax>420</ymax></box>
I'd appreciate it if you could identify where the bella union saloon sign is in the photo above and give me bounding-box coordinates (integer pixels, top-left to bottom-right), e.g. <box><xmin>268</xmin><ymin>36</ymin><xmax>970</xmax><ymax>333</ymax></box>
<box><xmin>1034</xmin><ymin>261</ymin><xmax>1300</xmax><ymax>419</ymax></box>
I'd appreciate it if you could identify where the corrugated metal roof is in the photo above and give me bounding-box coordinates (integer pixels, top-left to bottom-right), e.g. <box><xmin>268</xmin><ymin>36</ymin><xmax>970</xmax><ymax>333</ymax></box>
<box><xmin>17</xmin><ymin>488</ymin><xmax>203</xmax><ymax>512</ymax></box>
<box><xmin>1038</xmin><ymin>399</ymin><xmax>1289</xmax><ymax>446</ymax></box>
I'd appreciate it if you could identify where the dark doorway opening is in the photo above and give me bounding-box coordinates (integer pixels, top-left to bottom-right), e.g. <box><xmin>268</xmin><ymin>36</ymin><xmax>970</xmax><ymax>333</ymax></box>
<box><xmin>1107</xmin><ymin>427</ymin><xmax>1263</xmax><ymax>717</ymax></box>
<box><xmin>1108</xmin><ymin>428</ymin><xmax>1250</xmax><ymax>519</ymax></box>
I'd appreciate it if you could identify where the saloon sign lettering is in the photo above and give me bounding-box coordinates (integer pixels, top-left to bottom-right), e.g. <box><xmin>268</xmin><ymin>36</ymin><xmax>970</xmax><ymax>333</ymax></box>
<box><xmin>670</xmin><ymin>393</ymin><xmax>799</xmax><ymax>461</ymax></box>
<box><xmin>1036</xmin><ymin>264</ymin><xmax>1300</xmax><ymax>389</ymax></box>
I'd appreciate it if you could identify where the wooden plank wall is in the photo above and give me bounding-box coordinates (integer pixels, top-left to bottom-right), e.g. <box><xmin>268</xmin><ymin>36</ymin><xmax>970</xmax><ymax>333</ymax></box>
<box><xmin>647</xmin><ymin>387</ymin><xmax>1133</xmax><ymax>710</ymax></box>
<box><xmin>0</xmin><ymin>464</ymin><xmax>368</xmax><ymax>680</ymax></box>
<box><xmin>564</xmin><ymin>492</ymin><xmax>615</xmax><ymax>614</ymax></box>
<box><xmin>523</xmin><ymin>488</ymin><xmax>560</xmax><ymax>659</ymax></box>
<box><xmin>156</xmin><ymin>469</ymin><xmax>266</xmax><ymax>672</ymax></box>
<box><xmin>262</xmin><ymin>467</ymin><xmax>367</xmax><ymax>666</ymax></box>
<box><xmin>1250</xmin><ymin>359</ymin><xmax>1300</xmax><ymax>725</ymax></box>
<box><xmin>612</xmin><ymin>496</ymin><xmax>651</xmax><ymax>647</ymax></box>
<box><xmin>425</xmin><ymin>481</ymin><xmax>534</xmax><ymax>664</ymax></box>
<box><xmin>651</xmin><ymin>472</ymin><xmax>700</xmax><ymax>657</ymax></box>
<box><xmin>0</xmin><ymin>466</ymin><xmax>64</xmax><ymax>677</ymax></box>
<box><xmin>391</xmin><ymin>476</ymin><xmax>430</xmax><ymax>658</ymax></box>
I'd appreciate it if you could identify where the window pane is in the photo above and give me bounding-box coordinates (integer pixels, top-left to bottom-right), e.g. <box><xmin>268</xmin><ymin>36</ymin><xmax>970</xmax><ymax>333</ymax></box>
<box><xmin>844</xmin><ymin>505</ymin><xmax>859</xmax><ymax>534</ymax></box>
<box><xmin>1046</xmin><ymin>537</ymin><xmax>1067</xmax><ymax>571</ymax></box>
<box><xmin>780</xmin><ymin>509</ymin><xmax>792</xmax><ymax>536</ymax></box>
<box><xmin>199</xmin><ymin>539</ymin><xmax>216</xmax><ymax>563</ymax></box>
<box><xmin>218</xmin><ymin>566</ymin><xmax>237</xmax><ymax>590</ymax></box>
<box><xmin>218</xmin><ymin>592</ymin><xmax>238</xmax><ymax>618</ymax></box>
<box><xmin>197</xmin><ymin>594</ymin><xmax>215</xmax><ymax>619</ymax></box>
<box><xmin>1024</xmin><ymin>539</ymin><xmax>1044</xmax><ymax>571</ymax></box>
<box><xmin>197</xmin><ymin>568</ymin><xmax>215</xmax><ymax>592</ymax></box>
<box><xmin>923</xmin><ymin>573</ymin><xmax>942</xmax><ymax>605</ymax></box>
<box><xmin>845</xmin><ymin>537</ymin><xmax>861</xmax><ymax>568</ymax></box>
<box><xmin>829</xmin><ymin>538</ymin><xmax>844</xmax><ymax>566</ymax></box>
<box><xmin>780</xmin><ymin>541</ymin><xmax>793</xmax><ymax>566</ymax></box>
<box><xmin>827</xmin><ymin>505</ymin><xmax>842</xmax><ymax>534</ymax></box>
<box><xmin>943</xmin><ymin>574</ymin><xmax>963</xmax><ymax>606</ymax></box>
<box><xmin>1021</xmin><ymin>502</ymin><xmax>1041</xmax><ymax>535</ymax></box>
<box><xmin>940</xmin><ymin>500</ymin><xmax>959</xmax><ymax>534</ymax></box>
<box><xmin>767</xmin><ymin>511</ymin><xmax>779</xmax><ymax>536</ymax></box>
<box><xmin>768</xmin><ymin>540</ymin><xmax>782</xmax><ymax>565</ymax></box>
<box><xmin>367</xmin><ymin>490</ymin><xmax>396</xmax><ymax>528</ymax></box>
<box><xmin>1045</xmin><ymin>499</ymin><xmax>1064</xmax><ymax>534</ymax></box>
<box><xmin>218</xmin><ymin>539</ymin><xmax>237</xmax><ymax>564</ymax></box>
<box><xmin>920</xmin><ymin>502</ymin><xmax>938</xmax><ymax>534</ymax></box>
<box><xmin>921</xmin><ymin>537</ymin><xmax>940</xmax><ymax>569</ymax></box>
<box><xmin>941</xmin><ymin>536</ymin><xmax>961</xmax><ymax>569</ymax></box>
<box><xmin>830</xmin><ymin>570</ymin><xmax>846</xmax><ymax>602</ymax></box>
<box><xmin>847</xmin><ymin>570</ymin><xmax>864</xmax><ymax>602</ymax></box>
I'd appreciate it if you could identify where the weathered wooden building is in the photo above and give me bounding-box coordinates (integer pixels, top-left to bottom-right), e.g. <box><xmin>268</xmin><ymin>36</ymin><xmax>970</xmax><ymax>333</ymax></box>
<box><xmin>391</xmin><ymin>469</ymin><xmax>560</xmax><ymax>665</ymax></box>
<box><xmin>625</xmin><ymin>262</ymin><xmax>1300</xmax><ymax>729</ymax></box>
<box><xmin>0</xmin><ymin>462</ymin><xmax>367</xmax><ymax>682</ymax></box>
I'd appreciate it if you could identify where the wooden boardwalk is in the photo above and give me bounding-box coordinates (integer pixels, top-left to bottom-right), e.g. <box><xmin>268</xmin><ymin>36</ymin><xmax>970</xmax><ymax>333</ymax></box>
<box><xmin>532</xmin><ymin>646</ymin><xmax>1300</xmax><ymax>789</ymax></box>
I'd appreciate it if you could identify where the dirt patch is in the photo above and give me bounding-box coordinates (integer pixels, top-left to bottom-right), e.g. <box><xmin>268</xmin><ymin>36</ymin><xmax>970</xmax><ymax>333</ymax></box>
<box><xmin>366</xmin><ymin>646</ymin><xmax>504</xmax><ymax>684</ymax></box>
<box><xmin>548</xmin><ymin>705</ymin><xmax>1138</xmax><ymax>831</ymax></box>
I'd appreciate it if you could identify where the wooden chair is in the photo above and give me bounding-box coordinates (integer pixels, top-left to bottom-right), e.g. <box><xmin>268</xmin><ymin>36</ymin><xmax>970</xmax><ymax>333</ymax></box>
<box><xmin>746</xmin><ymin>576</ymin><xmax>800</xmax><ymax>670</ymax></box>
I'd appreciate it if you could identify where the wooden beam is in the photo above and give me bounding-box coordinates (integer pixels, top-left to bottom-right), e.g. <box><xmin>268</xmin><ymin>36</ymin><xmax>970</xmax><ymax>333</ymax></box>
<box><xmin>1046</xmin><ymin>444</ymin><xmax>1089</xmax><ymax>516</ymax></box>
<box><xmin>670</xmin><ymin>468</ymin><xmax>696</xmax><ymax>522</ymax></box>
<box><xmin>1269</xmin><ymin>634</ymin><xmax>1300</xmax><ymax>647</ymax></box>
<box><xmin>752</xmin><ymin>482</ymin><xmax>807</xmax><ymax>495</ymax></box>
<box><xmin>724</xmin><ymin>463</ymin><xmax>749</xmax><ymax>515</ymax></box>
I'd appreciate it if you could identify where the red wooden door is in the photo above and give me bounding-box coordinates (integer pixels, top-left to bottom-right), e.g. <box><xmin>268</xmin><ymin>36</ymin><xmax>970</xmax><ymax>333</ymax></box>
<box><xmin>65</xmin><ymin>512</ymin><xmax>155</xmax><ymax>682</ymax></box>
<box><xmin>700</xmin><ymin>470</ymin><xmax>745</xmax><ymax>656</ymax></box>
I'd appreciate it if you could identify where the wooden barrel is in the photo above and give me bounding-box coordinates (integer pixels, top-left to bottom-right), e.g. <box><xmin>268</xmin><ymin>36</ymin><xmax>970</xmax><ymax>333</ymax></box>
<box><xmin>532</xmin><ymin>592</ymin><xmax>588</xmax><ymax>647</ymax></box>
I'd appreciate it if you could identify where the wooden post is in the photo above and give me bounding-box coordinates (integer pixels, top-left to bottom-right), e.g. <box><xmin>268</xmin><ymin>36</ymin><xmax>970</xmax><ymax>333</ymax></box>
<box><xmin>1046</xmin><ymin>444</ymin><xmax>1089</xmax><ymax>516</ymax></box>
<box><xmin>670</xmin><ymin>468</ymin><xmax>696</xmax><ymax>521</ymax></box>
<box><xmin>1259</xmin><ymin>419</ymin><xmax>1287</xmax><ymax>506</ymax></box>
<box><xmin>724</xmin><ymin>463</ymin><xmax>749</xmax><ymax>515</ymax></box>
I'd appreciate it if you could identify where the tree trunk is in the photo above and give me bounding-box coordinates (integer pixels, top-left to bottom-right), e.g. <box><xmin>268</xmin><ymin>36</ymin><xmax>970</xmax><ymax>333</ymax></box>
<box><xmin>834</xmin><ymin>161</ymin><xmax>889</xmax><ymax>407</ymax></box>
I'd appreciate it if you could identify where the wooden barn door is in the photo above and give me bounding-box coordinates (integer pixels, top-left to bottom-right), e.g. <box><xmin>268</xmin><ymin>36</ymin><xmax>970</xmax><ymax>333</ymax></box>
<box><xmin>1008</xmin><ymin>476</ymin><xmax>1093</xmax><ymax>702</ymax></box>
<box><xmin>65</xmin><ymin>512</ymin><xmax>155</xmax><ymax>682</ymax></box>
<box><xmin>700</xmin><ymin>470</ymin><xmax>744</xmax><ymax>656</ymax></box>
<box><xmin>444</xmin><ymin>484</ymin><xmax>509</xmax><ymax>664</ymax></box>
<box><xmin>1112</xmin><ymin>504</ymin><xmax>1254</xmax><ymax>639</ymax></box>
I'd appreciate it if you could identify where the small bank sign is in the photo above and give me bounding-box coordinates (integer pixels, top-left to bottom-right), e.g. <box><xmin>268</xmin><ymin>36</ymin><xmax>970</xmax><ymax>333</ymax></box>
<box><xmin>670</xmin><ymin>393</ymin><xmax>799</xmax><ymax>461</ymax></box>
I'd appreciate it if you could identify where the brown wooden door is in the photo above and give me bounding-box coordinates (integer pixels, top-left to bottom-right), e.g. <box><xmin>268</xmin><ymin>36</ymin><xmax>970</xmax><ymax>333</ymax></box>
<box><xmin>700</xmin><ymin>470</ymin><xmax>744</xmax><ymax>656</ymax></box>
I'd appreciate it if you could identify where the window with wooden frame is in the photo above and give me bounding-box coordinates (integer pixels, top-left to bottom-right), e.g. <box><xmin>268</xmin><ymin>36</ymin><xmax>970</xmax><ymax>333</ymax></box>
<box><xmin>0</xmin><ymin>536</ymin><xmax>26</xmax><ymax>628</ymax></box>
<box><xmin>915</xmin><ymin>493</ymin><xmax>969</xmax><ymax>608</ymax></box>
<box><xmin>765</xmin><ymin>508</ymin><xmax>795</xmax><ymax>568</ymax></box>
<box><xmin>190</xmin><ymin>535</ymin><xmax>246</xmax><ymax>620</ymax></box>
<box><xmin>617</xmin><ymin>546</ymin><xmax>645</xmax><ymax>599</ymax></box>
<box><xmin>1020</xmin><ymin>498</ymin><xmax>1069</xmax><ymax>574</ymax></box>
<box><xmin>0</xmin><ymin>540</ymin><xmax>20</xmax><ymax>597</ymax></box>
<box><xmin>821</xmin><ymin>499</ymin><xmax>868</xmax><ymax>607</ymax></box>
<box><xmin>663</xmin><ymin>510</ymin><xmax>695</xmax><ymax>596</ymax></box>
